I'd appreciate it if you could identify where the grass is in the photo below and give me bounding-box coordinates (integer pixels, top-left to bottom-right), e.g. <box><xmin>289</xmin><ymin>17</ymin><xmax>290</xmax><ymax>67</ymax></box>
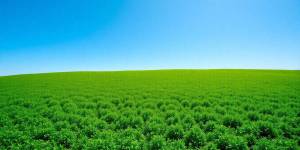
<box><xmin>0</xmin><ymin>70</ymin><xmax>299</xmax><ymax>149</ymax></box>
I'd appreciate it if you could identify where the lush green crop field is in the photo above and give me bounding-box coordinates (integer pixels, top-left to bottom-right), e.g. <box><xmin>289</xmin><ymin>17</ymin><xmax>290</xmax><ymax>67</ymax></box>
<box><xmin>0</xmin><ymin>70</ymin><xmax>299</xmax><ymax>149</ymax></box>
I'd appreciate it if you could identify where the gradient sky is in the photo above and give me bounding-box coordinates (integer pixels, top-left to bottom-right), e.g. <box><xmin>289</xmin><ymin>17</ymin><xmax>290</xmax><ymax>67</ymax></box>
<box><xmin>1</xmin><ymin>0</ymin><xmax>300</xmax><ymax>75</ymax></box>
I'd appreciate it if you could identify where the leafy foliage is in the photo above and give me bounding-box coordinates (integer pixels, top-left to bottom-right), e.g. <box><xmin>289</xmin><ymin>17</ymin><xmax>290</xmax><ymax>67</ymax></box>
<box><xmin>166</xmin><ymin>125</ymin><xmax>184</xmax><ymax>140</ymax></box>
<box><xmin>0</xmin><ymin>70</ymin><xmax>299</xmax><ymax>149</ymax></box>
<box><xmin>184</xmin><ymin>126</ymin><xmax>206</xmax><ymax>148</ymax></box>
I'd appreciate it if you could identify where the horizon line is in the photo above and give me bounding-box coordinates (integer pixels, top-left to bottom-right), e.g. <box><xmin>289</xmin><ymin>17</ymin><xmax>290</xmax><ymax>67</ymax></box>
<box><xmin>1</xmin><ymin>68</ymin><xmax>299</xmax><ymax>77</ymax></box>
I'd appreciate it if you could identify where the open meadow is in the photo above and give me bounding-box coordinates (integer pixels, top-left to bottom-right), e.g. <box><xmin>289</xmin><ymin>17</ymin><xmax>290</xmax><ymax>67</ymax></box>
<box><xmin>0</xmin><ymin>70</ymin><xmax>299</xmax><ymax>149</ymax></box>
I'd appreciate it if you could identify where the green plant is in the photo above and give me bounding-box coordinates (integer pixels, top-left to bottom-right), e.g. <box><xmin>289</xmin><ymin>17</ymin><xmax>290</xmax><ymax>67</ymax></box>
<box><xmin>253</xmin><ymin>139</ymin><xmax>275</xmax><ymax>150</ymax></box>
<box><xmin>216</xmin><ymin>134</ymin><xmax>248</xmax><ymax>150</ymax></box>
<box><xmin>0</xmin><ymin>70</ymin><xmax>299</xmax><ymax>149</ymax></box>
<box><xmin>184</xmin><ymin>126</ymin><xmax>206</xmax><ymax>148</ymax></box>
<box><xmin>256</xmin><ymin>122</ymin><xmax>278</xmax><ymax>139</ymax></box>
<box><xmin>223</xmin><ymin>116</ymin><xmax>242</xmax><ymax>129</ymax></box>
<box><xmin>148</xmin><ymin>135</ymin><xmax>166</xmax><ymax>150</ymax></box>
<box><xmin>166</xmin><ymin>125</ymin><xmax>184</xmax><ymax>140</ymax></box>
<box><xmin>53</xmin><ymin>129</ymin><xmax>75</xmax><ymax>149</ymax></box>
<box><xmin>247</xmin><ymin>112</ymin><xmax>260</xmax><ymax>121</ymax></box>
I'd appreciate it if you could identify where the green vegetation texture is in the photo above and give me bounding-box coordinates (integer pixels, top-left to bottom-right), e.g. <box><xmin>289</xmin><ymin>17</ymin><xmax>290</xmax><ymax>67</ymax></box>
<box><xmin>0</xmin><ymin>70</ymin><xmax>299</xmax><ymax>149</ymax></box>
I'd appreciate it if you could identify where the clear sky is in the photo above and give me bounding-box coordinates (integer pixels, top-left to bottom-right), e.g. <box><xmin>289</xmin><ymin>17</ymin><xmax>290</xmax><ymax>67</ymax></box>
<box><xmin>1</xmin><ymin>0</ymin><xmax>300</xmax><ymax>75</ymax></box>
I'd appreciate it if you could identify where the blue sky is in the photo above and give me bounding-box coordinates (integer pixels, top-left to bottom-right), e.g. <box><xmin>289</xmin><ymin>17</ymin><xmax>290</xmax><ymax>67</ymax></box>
<box><xmin>0</xmin><ymin>0</ymin><xmax>299</xmax><ymax>75</ymax></box>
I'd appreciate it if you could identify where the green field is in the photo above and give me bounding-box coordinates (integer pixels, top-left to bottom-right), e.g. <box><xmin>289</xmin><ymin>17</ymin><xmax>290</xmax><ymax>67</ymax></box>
<box><xmin>0</xmin><ymin>70</ymin><xmax>299</xmax><ymax>149</ymax></box>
